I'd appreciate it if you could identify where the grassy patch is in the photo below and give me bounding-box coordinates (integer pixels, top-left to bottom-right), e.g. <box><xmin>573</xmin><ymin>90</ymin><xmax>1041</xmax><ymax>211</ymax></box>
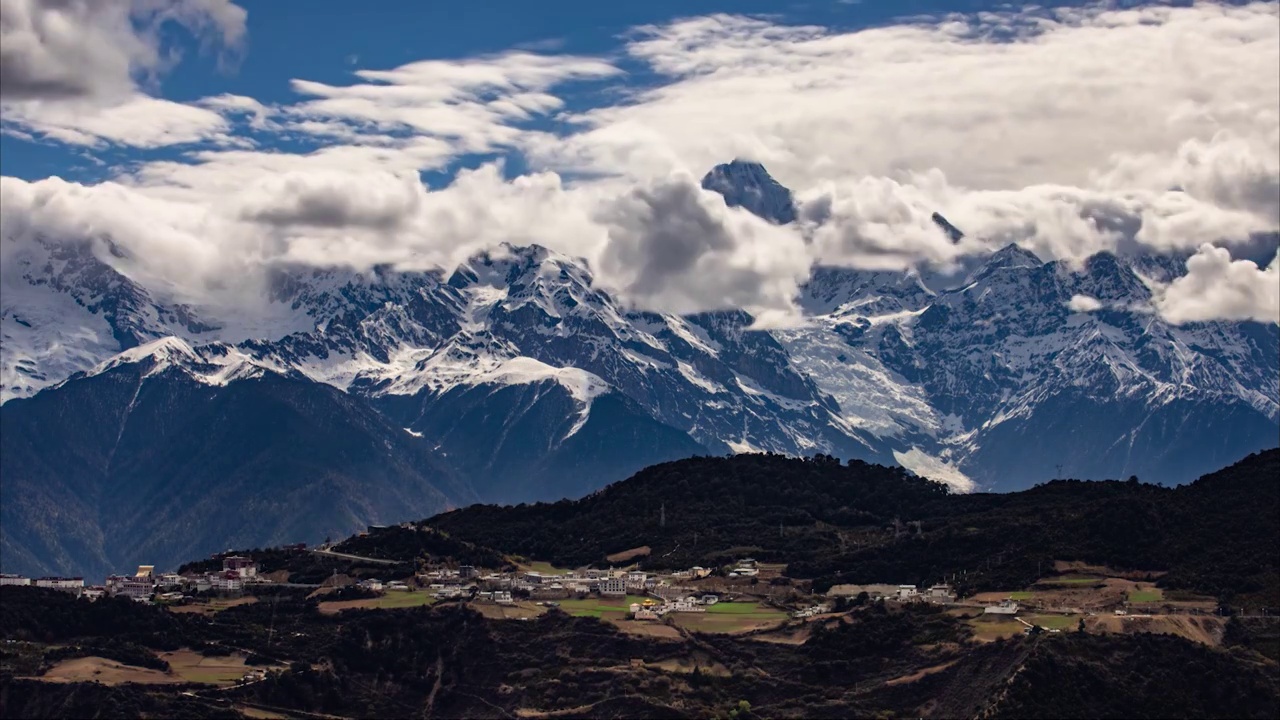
<box><xmin>318</xmin><ymin>591</ymin><xmax>436</xmax><ymax>614</ymax></box>
<box><xmin>1007</xmin><ymin>591</ymin><xmax>1036</xmax><ymax>600</ymax></box>
<box><xmin>705</xmin><ymin>601</ymin><xmax>779</xmax><ymax>616</ymax></box>
<box><xmin>557</xmin><ymin>596</ymin><xmax>651</xmax><ymax>618</ymax></box>
<box><xmin>1129</xmin><ymin>589</ymin><xmax>1163</xmax><ymax>603</ymax></box>
<box><xmin>1050</xmin><ymin>576</ymin><xmax>1104</xmax><ymax>585</ymax></box>
<box><xmin>673</xmin><ymin>610</ymin><xmax>787</xmax><ymax>634</ymax></box>
<box><xmin>967</xmin><ymin>618</ymin><xmax>1025</xmax><ymax>642</ymax></box>
<box><xmin>1026</xmin><ymin>614</ymin><xmax>1077</xmax><ymax>630</ymax></box>
<box><xmin>521</xmin><ymin>561</ymin><xmax>571</xmax><ymax>575</ymax></box>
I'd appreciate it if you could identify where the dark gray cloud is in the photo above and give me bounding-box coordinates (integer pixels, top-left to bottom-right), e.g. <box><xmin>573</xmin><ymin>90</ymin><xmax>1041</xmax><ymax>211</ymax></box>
<box><xmin>596</xmin><ymin>173</ymin><xmax>810</xmax><ymax>320</ymax></box>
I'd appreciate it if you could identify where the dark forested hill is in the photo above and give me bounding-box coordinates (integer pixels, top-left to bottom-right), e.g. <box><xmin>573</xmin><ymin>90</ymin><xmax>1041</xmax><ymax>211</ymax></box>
<box><xmin>427</xmin><ymin>450</ymin><xmax>1280</xmax><ymax>608</ymax></box>
<box><xmin>428</xmin><ymin>453</ymin><xmax>949</xmax><ymax>569</ymax></box>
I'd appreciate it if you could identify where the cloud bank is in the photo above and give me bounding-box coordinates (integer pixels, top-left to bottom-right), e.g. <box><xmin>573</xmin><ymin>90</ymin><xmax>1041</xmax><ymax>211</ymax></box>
<box><xmin>1</xmin><ymin>1</ymin><xmax>1277</xmax><ymax>327</ymax></box>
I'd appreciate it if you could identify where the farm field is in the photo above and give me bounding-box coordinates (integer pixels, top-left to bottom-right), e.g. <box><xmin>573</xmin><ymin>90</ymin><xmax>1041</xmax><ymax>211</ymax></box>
<box><xmin>605</xmin><ymin>546</ymin><xmax>651</xmax><ymax>564</ymax></box>
<box><xmin>1039</xmin><ymin>576</ymin><xmax>1104</xmax><ymax>585</ymax></box>
<box><xmin>972</xmin><ymin>591</ymin><xmax>1035</xmax><ymax>602</ymax></box>
<box><xmin>1128</xmin><ymin>588</ymin><xmax>1164</xmax><ymax>603</ymax></box>
<box><xmin>670</xmin><ymin>602</ymin><xmax>786</xmax><ymax>634</ymax></box>
<box><xmin>519</xmin><ymin>561</ymin><xmax>572</xmax><ymax>575</ymax></box>
<box><xmin>31</xmin><ymin>656</ymin><xmax>183</xmax><ymax>685</ymax></box>
<box><xmin>159</xmin><ymin>649</ymin><xmax>266</xmax><ymax>686</ymax></box>
<box><xmin>472</xmin><ymin>601</ymin><xmax>546</xmax><ymax>620</ymax></box>
<box><xmin>168</xmin><ymin>596</ymin><xmax>258</xmax><ymax>615</ymax></box>
<box><xmin>558</xmin><ymin>595</ymin><xmax>651</xmax><ymax>618</ymax></box>
<box><xmin>967</xmin><ymin>616</ymin><xmax>1026</xmax><ymax>642</ymax></box>
<box><xmin>318</xmin><ymin>591</ymin><xmax>435</xmax><ymax>614</ymax></box>
<box><xmin>1025</xmin><ymin>614</ymin><xmax>1078</xmax><ymax>630</ymax></box>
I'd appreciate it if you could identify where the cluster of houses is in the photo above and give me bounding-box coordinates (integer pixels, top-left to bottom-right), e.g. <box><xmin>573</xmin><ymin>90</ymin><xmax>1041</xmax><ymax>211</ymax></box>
<box><xmin>0</xmin><ymin>573</ymin><xmax>89</xmax><ymax>596</ymax></box>
<box><xmin>406</xmin><ymin>565</ymin><xmax>709</xmax><ymax>602</ymax></box>
<box><xmin>627</xmin><ymin>594</ymin><xmax>718</xmax><ymax>620</ymax></box>
<box><xmin>826</xmin><ymin>582</ymin><xmax>958</xmax><ymax>604</ymax></box>
<box><xmin>792</xmin><ymin>602</ymin><xmax>834</xmax><ymax>619</ymax></box>
<box><xmin>1</xmin><ymin>555</ymin><xmax>265</xmax><ymax>604</ymax></box>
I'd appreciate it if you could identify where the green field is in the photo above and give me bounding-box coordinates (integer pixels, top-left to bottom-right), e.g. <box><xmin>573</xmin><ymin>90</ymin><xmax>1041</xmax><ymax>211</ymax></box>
<box><xmin>673</xmin><ymin>604</ymin><xmax>787</xmax><ymax>633</ymax></box>
<box><xmin>705</xmin><ymin>601</ymin><xmax>780</xmax><ymax>615</ymax></box>
<box><xmin>1007</xmin><ymin>591</ymin><xmax>1036</xmax><ymax>600</ymax></box>
<box><xmin>1041</xmin><ymin>576</ymin><xmax>1102</xmax><ymax>585</ymax></box>
<box><xmin>557</xmin><ymin>596</ymin><xmax>651</xmax><ymax>618</ymax></box>
<box><xmin>1128</xmin><ymin>589</ymin><xmax>1163</xmax><ymax>603</ymax></box>
<box><xmin>1026</xmin><ymin>614</ymin><xmax>1077</xmax><ymax>630</ymax></box>
<box><xmin>521</xmin><ymin>561</ymin><xmax>572</xmax><ymax>575</ymax></box>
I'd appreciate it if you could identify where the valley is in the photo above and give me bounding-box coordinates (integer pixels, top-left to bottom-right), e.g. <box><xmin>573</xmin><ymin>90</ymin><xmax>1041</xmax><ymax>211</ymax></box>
<box><xmin>1</xmin><ymin>450</ymin><xmax>1277</xmax><ymax>719</ymax></box>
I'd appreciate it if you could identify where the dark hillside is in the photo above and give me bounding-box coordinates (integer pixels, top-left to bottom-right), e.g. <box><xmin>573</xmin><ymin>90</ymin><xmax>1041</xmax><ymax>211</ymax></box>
<box><xmin>428</xmin><ymin>450</ymin><xmax>1280</xmax><ymax>607</ymax></box>
<box><xmin>428</xmin><ymin>453</ymin><xmax>947</xmax><ymax>569</ymax></box>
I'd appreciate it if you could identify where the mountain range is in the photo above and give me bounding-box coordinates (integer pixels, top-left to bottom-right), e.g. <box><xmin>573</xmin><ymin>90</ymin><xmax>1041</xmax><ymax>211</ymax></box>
<box><xmin>2</xmin><ymin>160</ymin><xmax>1276</xmax><ymax>578</ymax></box>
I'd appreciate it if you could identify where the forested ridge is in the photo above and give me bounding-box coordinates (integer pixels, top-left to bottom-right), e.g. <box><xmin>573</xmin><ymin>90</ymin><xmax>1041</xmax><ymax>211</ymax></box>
<box><xmin>427</xmin><ymin>450</ymin><xmax>1280</xmax><ymax>607</ymax></box>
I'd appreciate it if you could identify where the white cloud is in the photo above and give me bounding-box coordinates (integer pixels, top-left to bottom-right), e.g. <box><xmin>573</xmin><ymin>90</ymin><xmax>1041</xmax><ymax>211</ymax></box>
<box><xmin>2</xmin><ymin>2</ymin><xmax>1278</xmax><ymax>326</ymax></box>
<box><xmin>534</xmin><ymin>3</ymin><xmax>1279</xmax><ymax>195</ymax></box>
<box><xmin>1156</xmin><ymin>244</ymin><xmax>1280</xmax><ymax>325</ymax></box>
<box><xmin>0</xmin><ymin>0</ymin><xmax>245</xmax><ymax>101</ymax></box>
<box><xmin>1</xmin><ymin>93</ymin><xmax>235</xmax><ymax>147</ymax></box>
<box><xmin>283</xmin><ymin>51</ymin><xmax>621</xmax><ymax>157</ymax></box>
<box><xmin>1067</xmin><ymin>294</ymin><xmax>1104</xmax><ymax>313</ymax></box>
<box><xmin>0</xmin><ymin>0</ymin><xmax>248</xmax><ymax>146</ymax></box>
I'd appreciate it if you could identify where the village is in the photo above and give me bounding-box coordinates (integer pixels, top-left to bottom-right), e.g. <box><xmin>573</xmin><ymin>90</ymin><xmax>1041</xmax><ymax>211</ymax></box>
<box><xmin>3</xmin><ymin>543</ymin><xmax>1224</xmax><ymax>645</ymax></box>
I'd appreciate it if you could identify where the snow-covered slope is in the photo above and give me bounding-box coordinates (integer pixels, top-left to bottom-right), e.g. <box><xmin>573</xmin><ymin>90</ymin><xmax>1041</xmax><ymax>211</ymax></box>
<box><xmin>2</xmin><ymin>164</ymin><xmax>1276</xmax><ymax>501</ymax></box>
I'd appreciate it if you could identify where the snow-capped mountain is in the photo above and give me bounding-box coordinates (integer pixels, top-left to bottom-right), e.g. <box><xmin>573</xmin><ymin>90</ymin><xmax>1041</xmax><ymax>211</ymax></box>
<box><xmin>2</xmin><ymin>160</ymin><xmax>1277</xmax><ymax>576</ymax></box>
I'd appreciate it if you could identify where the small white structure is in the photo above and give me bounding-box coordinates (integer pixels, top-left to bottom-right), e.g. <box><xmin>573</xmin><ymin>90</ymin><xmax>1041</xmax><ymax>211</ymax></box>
<box><xmin>984</xmin><ymin>599</ymin><xmax>1019</xmax><ymax>615</ymax></box>
<box><xmin>494</xmin><ymin>591</ymin><xmax>513</xmax><ymax>605</ymax></box>
<box><xmin>0</xmin><ymin>574</ymin><xmax>31</xmax><ymax>586</ymax></box>
<box><xmin>896</xmin><ymin>585</ymin><xmax>918</xmax><ymax>600</ymax></box>
<box><xmin>700</xmin><ymin>595</ymin><xmax>720</xmax><ymax>606</ymax></box>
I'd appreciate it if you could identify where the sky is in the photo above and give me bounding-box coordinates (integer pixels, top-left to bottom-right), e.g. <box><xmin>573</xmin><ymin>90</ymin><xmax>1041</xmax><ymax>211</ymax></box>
<box><xmin>1</xmin><ymin>0</ymin><xmax>1278</xmax><ymax>326</ymax></box>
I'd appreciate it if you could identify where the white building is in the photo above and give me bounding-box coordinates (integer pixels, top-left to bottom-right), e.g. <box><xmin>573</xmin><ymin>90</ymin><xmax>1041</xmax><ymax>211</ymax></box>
<box><xmin>35</xmin><ymin>577</ymin><xmax>84</xmax><ymax>595</ymax></box>
<box><xmin>210</xmin><ymin>573</ymin><xmax>243</xmax><ymax>593</ymax></box>
<box><xmin>599</xmin><ymin>577</ymin><xmax>626</xmax><ymax>596</ymax></box>
<box><xmin>494</xmin><ymin>591</ymin><xmax>513</xmax><ymax>604</ymax></box>
<box><xmin>984</xmin><ymin>599</ymin><xmax>1019</xmax><ymax>615</ymax></box>
<box><xmin>0</xmin><ymin>574</ymin><xmax>31</xmax><ymax>586</ymax></box>
<box><xmin>896</xmin><ymin>585</ymin><xmax>918</xmax><ymax>600</ymax></box>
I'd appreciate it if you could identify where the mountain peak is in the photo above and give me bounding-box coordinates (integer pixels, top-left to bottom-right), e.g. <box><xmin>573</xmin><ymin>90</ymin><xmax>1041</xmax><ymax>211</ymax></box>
<box><xmin>701</xmin><ymin>159</ymin><xmax>798</xmax><ymax>224</ymax></box>
<box><xmin>985</xmin><ymin>243</ymin><xmax>1043</xmax><ymax>270</ymax></box>
<box><xmin>931</xmin><ymin>212</ymin><xmax>965</xmax><ymax>243</ymax></box>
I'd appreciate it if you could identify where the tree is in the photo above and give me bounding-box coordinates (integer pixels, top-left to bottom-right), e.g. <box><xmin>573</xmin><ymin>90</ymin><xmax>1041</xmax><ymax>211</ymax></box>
<box><xmin>1078</xmin><ymin>618</ymin><xmax>1086</xmax><ymax>633</ymax></box>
